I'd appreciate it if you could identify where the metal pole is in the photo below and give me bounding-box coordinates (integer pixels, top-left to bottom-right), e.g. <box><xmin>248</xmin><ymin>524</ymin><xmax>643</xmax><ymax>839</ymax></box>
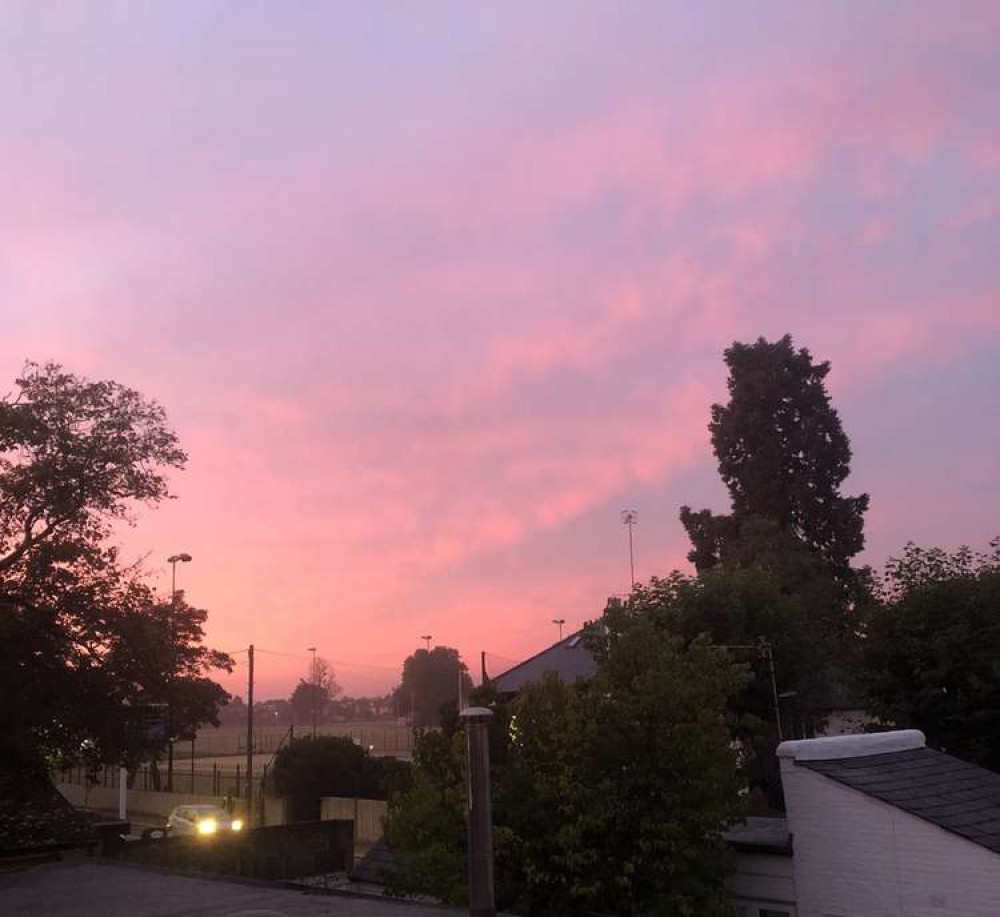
<box><xmin>309</xmin><ymin>647</ymin><xmax>317</xmax><ymax>738</ymax></box>
<box><xmin>628</xmin><ymin>522</ymin><xmax>635</xmax><ymax>588</ymax></box>
<box><xmin>118</xmin><ymin>765</ymin><xmax>127</xmax><ymax>820</ymax></box>
<box><xmin>246</xmin><ymin>644</ymin><xmax>255</xmax><ymax>826</ymax></box>
<box><xmin>191</xmin><ymin>737</ymin><xmax>195</xmax><ymax>792</ymax></box>
<box><xmin>761</xmin><ymin>640</ymin><xmax>784</xmax><ymax>741</ymax></box>
<box><xmin>480</xmin><ymin>651</ymin><xmax>488</xmax><ymax>685</ymax></box>
<box><xmin>460</xmin><ymin>707</ymin><xmax>495</xmax><ymax>917</ymax></box>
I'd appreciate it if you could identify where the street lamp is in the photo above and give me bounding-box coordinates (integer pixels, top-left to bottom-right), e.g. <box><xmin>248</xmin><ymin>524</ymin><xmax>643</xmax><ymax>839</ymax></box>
<box><xmin>620</xmin><ymin>510</ymin><xmax>637</xmax><ymax>590</ymax></box>
<box><xmin>420</xmin><ymin>635</ymin><xmax>432</xmax><ymax>652</ymax></box>
<box><xmin>552</xmin><ymin>618</ymin><xmax>566</xmax><ymax>640</ymax></box>
<box><xmin>308</xmin><ymin>646</ymin><xmax>318</xmax><ymax>738</ymax></box>
<box><xmin>167</xmin><ymin>553</ymin><xmax>192</xmax><ymax>604</ymax></box>
<box><xmin>164</xmin><ymin>553</ymin><xmax>191</xmax><ymax>792</ymax></box>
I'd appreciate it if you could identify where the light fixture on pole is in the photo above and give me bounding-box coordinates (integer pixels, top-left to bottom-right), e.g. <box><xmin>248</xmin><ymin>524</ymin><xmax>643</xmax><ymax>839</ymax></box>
<box><xmin>167</xmin><ymin>553</ymin><xmax>192</xmax><ymax>604</ymax></box>
<box><xmin>620</xmin><ymin>509</ymin><xmax>638</xmax><ymax>590</ymax></box>
<box><xmin>165</xmin><ymin>552</ymin><xmax>191</xmax><ymax>794</ymax></box>
<box><xmin>552</xmin><ymin>618</ymin><xmax>566</xmax><ymax>640</ymax></box>
<box><xmin>420</xmin><ymin>634</ymin><xmax>432</xmax><ymax>652</ymax></box>
<box><xmin>307</xmin><ymin>646</ymin><xmax>318</xmax><ymax>738</ymax></box>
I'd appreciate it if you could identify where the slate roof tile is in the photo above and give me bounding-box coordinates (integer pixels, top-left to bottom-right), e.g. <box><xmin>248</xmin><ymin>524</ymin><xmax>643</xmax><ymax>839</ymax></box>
<box><xmin>801</xmin><ymin>747</ymin><xmax>1000</xmax><ymax>855</ymax></box>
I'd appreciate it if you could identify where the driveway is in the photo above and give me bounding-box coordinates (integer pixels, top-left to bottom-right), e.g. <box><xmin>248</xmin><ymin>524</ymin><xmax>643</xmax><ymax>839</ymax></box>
<box><xmin>0</xmin><ymin>859</ymin><xmax>455</xmax><ymax>917</ymax></box>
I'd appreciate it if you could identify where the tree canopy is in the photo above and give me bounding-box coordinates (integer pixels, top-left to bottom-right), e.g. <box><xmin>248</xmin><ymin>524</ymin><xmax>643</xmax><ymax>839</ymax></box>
<box><xmin>386</xmin><ymin>603</ymin><xmax>748</xmax><ymax>915</ymax></box>
<box><xmin>681</xmin><ymin>335</ymin><xmax>869</xmax><ymax>582</ymax></box>
<box><xmin>861</xmin><ymin>540</ymin><xmax>1000</xmax><ymax>770</ymax></box>
<box><xmin>393</xmin><ymin>646</ymin><xmax>473</xmax><ymax>728</ymax></box>
<box><xmin>0</xmin><ymin>363</ymin><xmax>229</xmax><ymax>774</ymax></box>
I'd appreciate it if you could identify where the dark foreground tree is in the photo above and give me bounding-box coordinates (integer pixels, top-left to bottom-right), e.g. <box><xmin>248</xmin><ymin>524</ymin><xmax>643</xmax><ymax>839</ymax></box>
<box><xmin>862</xmin><ymin>539</ymin><xmax>1000</xmax><ymax>770</ymax></box>
<box><xmin>0</xmin><ymin>363</ymin><xmax>229</xmax><ymax>780</ymax></box>
<box><xmin>385</xmin><ymin>604</ymin><xmax>748</xmax><ymax>915</ymax></box>
<box><xmin>392</xmin><ymin>646</ymin><xmax>473</xmax><ymax>728</ymax></box>
<box><xmin>681</xmin><ymin>335</ymin><xmax>869</xmax><ymax>583</ymax></box>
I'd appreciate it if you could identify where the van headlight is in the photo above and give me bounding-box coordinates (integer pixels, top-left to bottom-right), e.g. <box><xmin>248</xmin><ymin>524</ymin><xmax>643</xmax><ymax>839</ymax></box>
<box><xmin>230</xmin><ymin>819</ymin><xmax>243</xmax><ymax>832</ymax></box>
<box><xmin>197</xmin><ymin>818</ymin><xmax>217</xmax><ymax>835</ymax></box>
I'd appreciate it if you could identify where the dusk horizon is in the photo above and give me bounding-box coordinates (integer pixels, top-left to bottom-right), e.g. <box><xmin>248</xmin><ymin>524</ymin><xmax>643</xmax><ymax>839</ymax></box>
<box><xmin>3</xmin><ymin>2</ymin><xmax>997</xmax><ymax>702</ymax></box>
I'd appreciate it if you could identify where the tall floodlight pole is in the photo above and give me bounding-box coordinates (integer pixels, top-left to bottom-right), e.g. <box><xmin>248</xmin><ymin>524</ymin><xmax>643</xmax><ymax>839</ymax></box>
<box><xmin>167</xmin><ymin>553</ymin><xmax>192</xmax><ymax>604</ymax></box>
<box><xmin>552</xmin><ymin>618</ymin><xmax>566</xmax><ymax>640</ymax></box>
<box><xmin>420</xmin><ymin>634</ymin><xmax>432</xmax><ymax>652</ymax></box>
<box><xmin>308</xmin><ymin>646</ymin><xmax>318</xmax><ymax>738</ymax></box>
<box><xmin>620</xmin><ymin>510</ymin><xmax>638</xmax><ymax>590</ymax></box>
<box><xmin>165</xmin><ymin>553</ymin><xmax>191</xmax><ymax>792</ymax></box>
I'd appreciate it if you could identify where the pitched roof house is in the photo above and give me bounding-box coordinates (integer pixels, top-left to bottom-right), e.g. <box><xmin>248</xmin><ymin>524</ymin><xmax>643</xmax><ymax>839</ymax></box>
<box><xmin>490</xmin><ymin>630</ymin><xmax>597</xmax><ymax>696</ymax></box>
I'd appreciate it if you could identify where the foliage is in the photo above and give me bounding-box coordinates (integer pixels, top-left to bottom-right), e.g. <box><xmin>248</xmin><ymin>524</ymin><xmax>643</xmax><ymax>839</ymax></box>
<box><xmin>681</xmin><ymin>334</ymin><xmax>869</xmax><ymax>584</ymax></box>
<box><xmin>384</xmin><ymin>729</ymin><xmax>470</xmax><ymax>904</ymax></box>
<box><xmin>270</xmin><ymin>735</ymin><xmax>412</xmax><ymax>821</ymax></box>
<box><xmin>385</xmin><ymin>606</ymin><xmax>748</xmax><ymax>915</ymax></box>
<box><xmin>0</xmin><ymin>362</ymin><xmax>186</xmax><ymax>574</ymax></box>
<box><xmin>861</xmin><ymin>540</ymin><xmax>1000</xmax><ymax>770</ymax></box>
<box><xmin>393</xmin><ymin>646</ymin><xmax>474</xmax><ymax>728</ymax></box>
<box><xmin>290</xmin><ymin>656</ymin><xmax>341</xmax><ymax>724</ymax></box>
<box><xmin>0</xmin><ymin>363</ymin><xmax>229</xmax><ymax>772</ymax></box>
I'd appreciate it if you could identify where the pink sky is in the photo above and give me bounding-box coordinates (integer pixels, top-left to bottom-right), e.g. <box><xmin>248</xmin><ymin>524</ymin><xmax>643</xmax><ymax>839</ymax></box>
<box><xmin>2</xmin><ymin>2</ymin><xmax>998</xmax><ymax>699</ymax></box>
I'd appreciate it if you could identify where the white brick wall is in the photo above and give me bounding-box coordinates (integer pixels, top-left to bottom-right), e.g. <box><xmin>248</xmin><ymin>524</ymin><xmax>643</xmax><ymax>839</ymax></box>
<box><xmin>781</xmin><ymin>759</ymin><xmax>1000</xmax><ymax>917</ymax></box>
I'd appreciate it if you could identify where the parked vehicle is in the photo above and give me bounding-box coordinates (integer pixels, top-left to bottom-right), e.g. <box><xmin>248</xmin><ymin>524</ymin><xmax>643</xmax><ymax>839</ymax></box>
<box><xmin>165</xmin><ymin>805</ymin><xmax>244</xmax><ymax>837</ymax></box>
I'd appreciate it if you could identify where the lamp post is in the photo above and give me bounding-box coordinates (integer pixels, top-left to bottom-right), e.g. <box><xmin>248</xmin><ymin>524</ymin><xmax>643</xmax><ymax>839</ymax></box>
<box><xmin>420</xmin><ymin>634</ymin><xmax>432</xmax><ymax>652</ymax></box>
<box><xmin>167</xmin><ymin>553</ymin><xmax>192</xmax><ymax>604</ymax></box>
<box><xmin>552</xmin><ymin>618</ymin><xmax>566</xmax><ymax>640</ymax></box>
<box><xmin>461</xmin><ymin>707</ymin><xmax>496</xmax><ymax>916</ymax></box>
<box><xmin>620</xmin><ymin>510</ymin><xmax>637</xmax><ymax>590</ymax></box>
<box><xmin>308</xmin><ymin>646</ymin><xmax>318</xmax><ymax>738</ymax></box>
<box><xmin>165</xmin><ymin>553</ymin><xmax>191</xmax><ymax>792</ymax></box>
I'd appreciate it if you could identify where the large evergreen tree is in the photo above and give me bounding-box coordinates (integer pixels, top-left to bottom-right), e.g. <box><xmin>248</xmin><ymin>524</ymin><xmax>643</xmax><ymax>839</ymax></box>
<box><xmin>681</xmin><ymin>335</ymin><xmax>869</xmax><ymax>581</ymax></box>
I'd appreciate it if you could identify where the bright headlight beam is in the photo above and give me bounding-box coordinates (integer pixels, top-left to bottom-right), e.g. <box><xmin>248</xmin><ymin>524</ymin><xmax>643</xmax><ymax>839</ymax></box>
<box><xmin>230</xmin><ymin>819</ymin><xmax>243</xmax><ymax>831</ymax></box>
<box><xmin>197</xmin><ymin>818</ymin><xmax>217</xmax><ymax>835</ymax></box>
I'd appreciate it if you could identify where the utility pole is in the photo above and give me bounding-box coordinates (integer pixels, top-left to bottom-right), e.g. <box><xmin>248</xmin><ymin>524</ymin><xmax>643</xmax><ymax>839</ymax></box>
<box><xmin>552</xmin><ymin>618</ymin><xmax>566</xmax><ymax>640</ymax></box>
<box><xmin>461</xmin><ymin>707</ymin><xmax>495</xmax><ymax>917</ymax></box>
<box><xmin>480</xmin><ymin>651</ymin><xmax>488</xmax><ymax>685</ymax></box>
<box><xmin>620</xmin><ymin>509</ymin><xmax>638</xmax><ymax>590</ymax></box>
<box><xmin>718</xmin><ymin>640</ymin><xmax>784</xmax><ymax>742</ymax></box>
<box><xmin>246</xmin><ymin>644</ymin><xmax>254</xmax><ymax>827</ymax></box>
<box><xmin>308</xmin><ymin>646</ymin><xmax>317</xmax><ymax>738</ymax></box>
<box><xmin>758</xmin><ymin>638</ymin><xmax>784</xmax><ymax>742</ymax></box>
<box><xmin>420</xmin><ymin>634</ymin><xmax>432</xmax><ymax>652</ymax></box>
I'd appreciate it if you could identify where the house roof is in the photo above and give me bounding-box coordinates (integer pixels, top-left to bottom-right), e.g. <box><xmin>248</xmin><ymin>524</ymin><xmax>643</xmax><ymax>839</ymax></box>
<box><xmin>792</xmin><ymin>738</ymin><xmax>1000</xmax><ymax>855</ymax></box>
<box><xmin>490</xmin><ymin>630</ymin><xmax>598</xmax><ymax>694</ymax></box>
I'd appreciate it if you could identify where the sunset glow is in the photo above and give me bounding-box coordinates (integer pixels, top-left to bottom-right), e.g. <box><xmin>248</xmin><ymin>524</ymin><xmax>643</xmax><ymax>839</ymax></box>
<box><xmin>2</xmin><ymin>2</ymin><xmax>997</xmax><ymax>700</ymax></box>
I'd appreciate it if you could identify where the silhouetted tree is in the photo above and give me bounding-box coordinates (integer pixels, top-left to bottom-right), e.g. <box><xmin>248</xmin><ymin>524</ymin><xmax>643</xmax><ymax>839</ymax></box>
<box><xmin>393</xmin><ymin>647</ymin><xmax>473</xmax><ymax>728</ymax></box>
<box><xmin>0</xmin><ymin>363</ymin><xmax>230</xmax><ymax>776</ymax></box>
<box><xmin>681</xmin><ymin>335</ymin><xmax>869</xmax><ymax>583</ymax></box>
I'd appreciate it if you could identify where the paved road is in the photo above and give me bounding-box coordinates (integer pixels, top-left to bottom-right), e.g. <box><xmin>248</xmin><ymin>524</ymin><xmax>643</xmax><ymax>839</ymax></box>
<box><xmin>1</xmin><ymin>859</ymin><xmax>456</xmax><ymax>917</ymax></box>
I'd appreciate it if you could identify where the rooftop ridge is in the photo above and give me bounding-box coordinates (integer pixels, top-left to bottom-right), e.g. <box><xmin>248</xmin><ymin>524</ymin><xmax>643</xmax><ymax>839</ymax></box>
<box><xmin>777</xmin><ymin>729</ymin><xmax>925</xmax><ymax>762</ymax></box>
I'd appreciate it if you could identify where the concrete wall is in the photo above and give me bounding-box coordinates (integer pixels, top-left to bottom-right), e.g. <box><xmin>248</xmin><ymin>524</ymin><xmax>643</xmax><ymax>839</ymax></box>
<box><xmin>780</xmin><ymin>760</ymin><xmax>1000</xmax><ymax>917</ymax></box>
<box><xmin>728</xmin><ymin>852</ymin><xmax>797</xmax><ymax>916</ymax></box>
<box><xmin>320</xmin><ymin>796</ymin><xmax>387</xmax><ymax>856</ymax></box>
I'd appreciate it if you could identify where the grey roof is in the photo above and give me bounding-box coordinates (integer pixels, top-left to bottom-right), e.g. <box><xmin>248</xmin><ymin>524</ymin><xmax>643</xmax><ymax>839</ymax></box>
<box><xmin>801</xmin><ymin>746</ymin><xmax>1000</xmax><ymax>854</ymax></box>
<box><xmin>491</xmin><ymin>630</ymin><xmax>598</xmax><ymax>694</ymax></box>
